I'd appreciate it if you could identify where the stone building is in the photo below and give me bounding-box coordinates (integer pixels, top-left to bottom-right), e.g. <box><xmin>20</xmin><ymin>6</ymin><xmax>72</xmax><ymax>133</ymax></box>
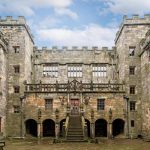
<box><xmin>0</xmin><ymin>15</ymin><xmax>149</xmax><ymax>141</ymax></box>
<box><xmin>140</xmin><ymin>30</ymin><xmax>150</xmax><ymax>138</ymax></box>
<box><xmin>0</xmin><ymin>31</ymin><xmax>8</xmax><ymax>136</ymax></box>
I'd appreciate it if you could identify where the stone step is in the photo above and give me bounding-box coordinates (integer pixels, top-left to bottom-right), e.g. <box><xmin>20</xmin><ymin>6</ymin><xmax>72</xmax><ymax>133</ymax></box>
<box><xmin>67</xmin><ymin>136</ymin><xmax>84</xmax><ymax>140</ymax></box>
<box><xmin>66</xmin><ymin>115</ymin><xmax>84</xmax><ymax>142</ymax></box>
<box><xmin>68</xmin><ymin>129</ymin><xmax>83</xmax><ymax>132</ymax></box>
<box><xmin>68</xmin><ymin>130</ymin><xmax>83</xmax><ymax>132</ymax></box>
<box><xmin>64</xmin><ymin>139</ymin><xmax>87</xmax><ymax>142</ymax></box>
<box><xmin>67</xmin><ymin>133</ymin><xmax>83</xmax><ymax>136</ymax></box>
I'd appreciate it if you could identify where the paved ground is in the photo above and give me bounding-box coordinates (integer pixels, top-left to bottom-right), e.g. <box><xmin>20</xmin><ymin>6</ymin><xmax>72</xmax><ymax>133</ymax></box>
<box><xmin>4</xmin><ymin>138</ymin><xmax>150</xmax><ymax>150</ymax></box>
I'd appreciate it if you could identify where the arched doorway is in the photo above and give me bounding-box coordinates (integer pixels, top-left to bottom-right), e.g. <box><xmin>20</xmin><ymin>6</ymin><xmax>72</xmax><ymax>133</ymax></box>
<box><xmin>25</xmin><ymin>119</ymin><xmax>37</xmax><ymax>137</ymax></box>
<box><xmin>43</xmin><ymin>119</ymin><xmax>55</xmax><ymax>137</ymax></box>
<box><xmin>60</xmin><ymin>119</ymin><xmax>66</xmax><ymax>137</ymax></box>
<box><xmin>85</xmin><ymin>119</ymin><xmax>90</xmax><ymax>137</ymax></box>
<box><xmin>95</xmin><ymin>119</ymin><xmax>107</xmax><ymax>137</ymax></box>
<box><xmin>112</xmin><ymin>119</ymin><xmax>125</xmax><ymax>137</ymax></box>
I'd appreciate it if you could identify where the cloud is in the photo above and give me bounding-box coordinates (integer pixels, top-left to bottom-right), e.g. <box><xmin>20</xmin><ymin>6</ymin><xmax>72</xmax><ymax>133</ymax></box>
<box><xmin>99</xmin><ymin>0</ymin><xmax>150</xmax><ymax>15</ymax></box>
<box><xmin>38</xmin><ymin>17</ymin><xmax>61</xmax><ymax>29</ymax></box>
<box><xmin>54</xmin><ymin>8</ymin><xmax>78</xmax><ymax>20</ymax></box>
<box><xmin>0</xmin><ymin>0</ymin><xmax>76</xmax><ymax>18</ymax></box>
<box><xmin>37</xmin><ymin>24</ymin><xmax>117</xmax><ymax>47</ymax></box>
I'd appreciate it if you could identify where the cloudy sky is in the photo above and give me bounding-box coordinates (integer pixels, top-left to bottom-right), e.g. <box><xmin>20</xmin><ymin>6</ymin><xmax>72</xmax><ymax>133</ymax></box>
<box><xmin>0</xmin><ymin>0</ymin><xmax>150</xmax><ymax>48</ymax></box>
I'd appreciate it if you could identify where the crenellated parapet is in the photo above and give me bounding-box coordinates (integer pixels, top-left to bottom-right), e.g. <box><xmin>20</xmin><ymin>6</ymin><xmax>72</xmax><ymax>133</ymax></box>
<box><xmin>0</xmin><ymin>16</ymin><xmax>26</xmax><ymax>24</ymax></box>
<box><xmin>115</xmin><ymin>14</ymin><xmax>150</xmax><ymax>43</ymax></box>
<box><xmin>33</xmin><ymin>46</ymin><xmax>116</xmax><ymax>52</ymax></box>
<box><xmin>0</xmin><ymin>16</ymin><xmax>34</xmax><ymax>43</ymax></box>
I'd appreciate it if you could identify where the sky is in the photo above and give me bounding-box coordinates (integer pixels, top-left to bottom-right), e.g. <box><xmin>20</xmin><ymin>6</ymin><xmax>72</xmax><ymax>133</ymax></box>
<box><xmin>0</xmin><ymin>0</ymin><xmax>150</xmax><ymax>48</ymax></box>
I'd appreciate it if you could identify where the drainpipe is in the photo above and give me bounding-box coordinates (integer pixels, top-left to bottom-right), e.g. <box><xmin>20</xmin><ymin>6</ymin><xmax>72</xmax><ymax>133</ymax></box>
<box><xmin>123</xmin><ymin>95</ymin><xmax>129</xmax><ymax>138</ymax></box>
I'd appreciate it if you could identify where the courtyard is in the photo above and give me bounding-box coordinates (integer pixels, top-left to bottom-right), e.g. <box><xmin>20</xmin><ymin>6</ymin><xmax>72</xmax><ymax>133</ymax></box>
<box><xmin>3</xmin><ymin>138</ymin><xmax>150</xmax><ymax>150</ymax></box>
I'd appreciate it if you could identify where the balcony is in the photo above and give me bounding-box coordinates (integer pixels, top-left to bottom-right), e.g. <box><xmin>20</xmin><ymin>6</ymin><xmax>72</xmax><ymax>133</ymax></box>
<box><xmin>25</xmin><ymin>79</ymin><xmax>125</xmax><ymax>94</ymax></box>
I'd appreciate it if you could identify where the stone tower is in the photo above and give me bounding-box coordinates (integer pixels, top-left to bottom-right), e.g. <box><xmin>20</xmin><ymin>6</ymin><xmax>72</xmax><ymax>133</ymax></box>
<box><xmin>140</xmin><ymin>30</ymin><xmax>150</xmax><ymax>138</ymax></box>
<box><xmin>0</xmin><ymin>31</ymin><xmax>8</xmax><ymax>136</ymax></box>
<box><xmin>115</xmin><ymin>15</ymin><xmax>150</xmax><ymax>137</ymax></box>
<box><xmin>0</xmin><ymin>16</ymin><xmax>34</xmax><ymax>136</ymax></box>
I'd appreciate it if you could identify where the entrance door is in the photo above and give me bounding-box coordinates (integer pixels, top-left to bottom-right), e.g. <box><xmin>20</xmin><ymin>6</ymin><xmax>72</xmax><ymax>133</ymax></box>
<box><xmin>70</xmin><ymin>99</ymin><xmax>79</xmax><ymax>115</ymax></box>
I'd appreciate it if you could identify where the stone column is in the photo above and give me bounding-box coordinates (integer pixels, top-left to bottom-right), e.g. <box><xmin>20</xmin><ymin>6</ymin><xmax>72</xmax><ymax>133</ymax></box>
<box><xmin>80</xmin><ymin>93</ymin><xmax>83</xmax><ymax>103</ymax></box>
<box><xmin>90</xmin><ymin>122</ymin><xmax>95</xmax><ymax>138</ymax></box>
<box><xmin>90</xmin><ymin>109</ymin><xmax>95</xmax><ymax>138</ymax></box>
<box><xmin>67</xmin><ymin>93</ymin><xmax>70</xmax><ymax>104</ymax></box>
<box><xmin>108</xmin><ymin>122</ymin><xmax>112</xmax><ymax>139</ymax></box>
<box><xmin>124</xmin><ymin>120</ymin><xmax>128</xmax><ymax>137</ymax></box>
<box><xmin>37</xmin><ymin>122</ymin><xmax>41</xmax><ymax>138</ymax></box>
<box><xmin>55</xmin><ymin>123</ymin><xmax>60</xmax><ymax>140</ymax></box>
<box><xmin>108</xmin><ymin>108</ymin><xmax>113</xmax><ymax>139</ymax></box>
<box><xmin>40</xmin><ymin>123</ymin><xmax>43</xmax><ymax>138</ymax></box>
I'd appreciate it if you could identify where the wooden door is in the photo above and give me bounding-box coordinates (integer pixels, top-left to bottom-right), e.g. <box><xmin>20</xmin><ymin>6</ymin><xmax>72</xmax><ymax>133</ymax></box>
<box><xmin>70</xmin><ymin>99</ymin><xmax>79</xmax><ymax>115</ymax></box>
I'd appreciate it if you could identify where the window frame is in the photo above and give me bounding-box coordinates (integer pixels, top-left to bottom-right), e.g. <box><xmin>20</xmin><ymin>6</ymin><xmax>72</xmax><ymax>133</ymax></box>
<box><xmin>14</xmin><ymin>65</ymin><xmax>20</xmax><ymax>73</ymax></box>
<box><xmin>130</xmin><ymin>85</ymin><xmax>135</xmax><ymax>94</ymax></box>
<box><xmin>97</xmin><ymin>99</ymin><xmax>105</xmax><ymax>110</ymax></box>
<box><xmin>13</xmin><ymin>105</ymin><xmax>20</xmax><ymax>113</ymax></box>
<box><xmin>92</xmin><ymin>64</ymin><xmax>107</xmax><ymax>77</ymax></box>
<box><xmin>13</xmin><ymin>46</ymin><xmax>20</xmax><ymax>53</ymax></box>
<box><xmin>68</xmin><ymin>64</ymin><xmax>82</xmax><ymax>78</ymax></box>
<box><xmin>43</xmin><ymin>64</ymin><xmax>58</xmax><ymax>78</ymax></box>
<box><xmin>130</xmin><ymin>101</ymin><xmax>136</xmax><ymax>111</ymax></box>
<box><xmin>129</xmin><ymin>46</ymin><xmax>135</xmax><ymax>56</ymax></box>
<box><xmin>14</xmin><ymin>86</ymin><xmax>20</xmax><ymax>93</ymax></box>
<box><xmin>129</xmin><ymin>66</ymin><xmax>135</xmax><ymax>75</ymax></box>
<box><xmin>131</xmin><ymin>120</ymin><xmax>135</xmax><ymax>127</ymax></box>
<box><xmin>45</xmin><ymin>99</ymin><xmax>53</xmax><ymax>110</ymax></box>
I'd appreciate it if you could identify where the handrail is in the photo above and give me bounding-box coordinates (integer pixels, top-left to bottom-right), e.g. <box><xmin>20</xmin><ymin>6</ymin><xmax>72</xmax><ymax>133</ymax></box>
<box><xmin>25</xmin><ymin>81</ymin><xmax>125</xmax><ymax>93</ymax></box>
<box><xmin>64</xmin><ymin>116</ymin><xmax>69</xmax><ymax>138</ymax></box>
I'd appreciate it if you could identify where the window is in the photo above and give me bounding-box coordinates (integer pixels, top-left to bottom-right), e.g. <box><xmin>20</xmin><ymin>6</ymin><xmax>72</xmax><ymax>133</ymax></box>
<box><xmin>14</xmin><ymin>65</ymin><xmax>20</xmax><ymax>73</ymax></box>
<box><xmin>131</xmin><ymin>120</ymin><xmax>135</xmax><ymax>127</ymax></box>
<box><xmin>13</xmin><ymin>46</ymin><xmax>20</xmax><ymax>53</ymax></box>
<box><xmin>130</xmin><ymin>86</ymin><xmax>135</xmax><ymax>94</ymax></box>
<box><xmin>43</xmin><ymin>64</ymin><xmax>58</xmax><ymax>77</ymax></box>
<box><xmin>14</xmin><ymin>86</ymin><xmax>20</xmax><ymax>93</ymax></box>
<box><xmin>14</xmin><ymin>105</ymin><xmax>20</xmax><ymax>113</ymax></box>
<box><xmin>45</xmin><ymin>99</ymin><xmax>53</xmax><ymax>110</ymax></box>
<box><xmin>129</xmin><ymin>66</ymin><xmax>135</xmax><ymax>75</ymax></box>
<box><xmin>129</xmin><ymin>46</ymin><xmax>135</xmax><ymax>56</ymax></box>
<box><xmin>68</xmin><ymin>65</ymin><xmax>82</xmax><ymax>77</ymax></box>
<box><xmin>93</xmin><ymin>65</ymin><xmax>107</xmax><ymax>77</ymax></box>
<box><xmin>97</xmin><ymin>99</ymin><xmax>105</xmax><ymax>110</ymax></box>
<box><xmin>130</xmin><ymin>101</ymin><xmax>136</xmax><ymax>111</ymax></box>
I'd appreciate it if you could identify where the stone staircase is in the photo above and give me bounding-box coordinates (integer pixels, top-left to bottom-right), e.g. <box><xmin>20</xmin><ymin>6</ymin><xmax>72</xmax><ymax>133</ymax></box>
<box><xmin>66</xmin><ymin>115</ymin><xmax>85</xmax><ymax>142</ymax></box>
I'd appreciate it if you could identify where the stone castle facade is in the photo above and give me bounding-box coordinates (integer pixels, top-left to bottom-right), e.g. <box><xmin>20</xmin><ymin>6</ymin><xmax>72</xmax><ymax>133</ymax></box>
<box><xmin>0</xmin><ymin>15</ymin><xmax>149</xmax><ymax>140</ymax></box>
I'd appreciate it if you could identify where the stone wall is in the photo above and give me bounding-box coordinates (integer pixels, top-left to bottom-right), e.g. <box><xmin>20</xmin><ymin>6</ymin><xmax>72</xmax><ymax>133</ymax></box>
<box><xmin>115</xmin><ymin>15</ymin><xmax>150</xmax><ymax>137</ymax></box>
<box><xmin>140</xmin><ymin>30</ymin><xmax>150</xmax><ymax>137</ymax></box>
<box><xmin>0</xmin><ymin>17</ymin><xmax>34</xmax><ymax>137</ymax></box>
<box><xmin>33</xmin><ymin>47</ymin><xmax>117</xmax><ymax>84</ymax></box>
<box><xmin>0</xmin><ymin>15</ymin><xmax>149</xmax><ymax>138</ymax></box>
<box><xmin>0</xmin><ymin>32</ymin><xmax>8</xmax><ymax>136</ymax></box>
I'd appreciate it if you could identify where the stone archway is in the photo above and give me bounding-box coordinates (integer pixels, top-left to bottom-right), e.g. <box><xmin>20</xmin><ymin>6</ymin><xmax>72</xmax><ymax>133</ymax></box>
<box><xmin>85</xmin><ymin>119</ymin><xmax>90</xmax><ymax>137</ymax></box>
<box><xmin>95</xmin><ymin>119</ymin><xmax>107</xmax><ymax>137</ymax></box>
<box><xmin>112</xmin><ymin>119</ymin><xmax>125</xmax><ymax>137</ymax></box>
<box><xmin>25</xmin><ymin>119</ymin><xmax>37</xmax><ymax>137</ymax></box>
<box><xmin>43</xmin><ymin>119</ymin><xmax>55</xmax><ymax>137</ymax></box>
<box><xmin>60</xmin><ymin>119</ymin><xmax>66</xmax><ymax>137</ymax></box>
